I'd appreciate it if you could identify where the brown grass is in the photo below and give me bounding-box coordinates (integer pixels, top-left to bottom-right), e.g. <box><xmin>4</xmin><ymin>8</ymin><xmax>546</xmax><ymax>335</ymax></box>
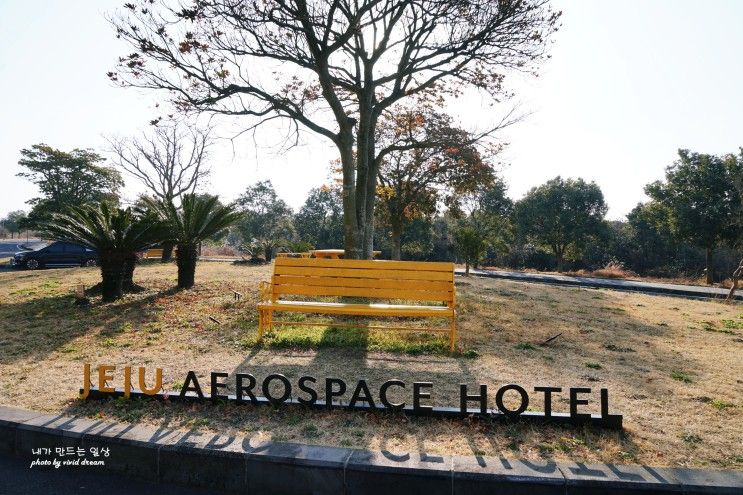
<box><xmin>199</xmin><ymin>244</ymin><xmax>241</xmax><ymax>257</ymax></box>
<box><xmin>0</xmin><ymin>262</ymin><xmax>741</xmax><ymax>469</ymax></box>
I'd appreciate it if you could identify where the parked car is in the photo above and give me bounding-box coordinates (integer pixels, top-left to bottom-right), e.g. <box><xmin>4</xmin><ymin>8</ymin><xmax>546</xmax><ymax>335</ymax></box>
<box><xmin>12</xmin><ymin>241</ymin><xmax>98</xmax><ymax>270</ymax></box>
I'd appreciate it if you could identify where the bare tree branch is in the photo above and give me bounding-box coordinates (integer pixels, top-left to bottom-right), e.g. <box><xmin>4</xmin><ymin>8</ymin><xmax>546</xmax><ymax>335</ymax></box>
<box><xmin>107</xmin><ymin>122</ymin><xmax>212</xmax><ymax>203</ymax></box>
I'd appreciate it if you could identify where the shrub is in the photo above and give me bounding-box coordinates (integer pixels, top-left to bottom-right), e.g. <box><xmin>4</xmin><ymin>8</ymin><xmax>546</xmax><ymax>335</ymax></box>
<box><xmin>671</xmin><ymin>370</ymin><xmax>692</xmax><ymax>383</ymax></box>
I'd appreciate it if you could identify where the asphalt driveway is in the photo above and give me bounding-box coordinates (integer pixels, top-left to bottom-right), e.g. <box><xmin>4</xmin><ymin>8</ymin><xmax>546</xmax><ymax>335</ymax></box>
<box><xmin>458</xmin><ymin>267</ymin><xmax>738</xmax><ymax>301</ymax></box>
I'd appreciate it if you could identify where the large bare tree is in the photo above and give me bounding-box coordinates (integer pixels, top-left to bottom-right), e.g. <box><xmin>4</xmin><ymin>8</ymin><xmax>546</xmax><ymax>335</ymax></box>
<box><xmin>107</xmin><ymin>123</ymin><xmax>211</xmax><ymax>204</ymax></box>
<box><xmin>109</xmin><ymin>0</ymin><xmax>559</xmax><ymax>258</ymax></box>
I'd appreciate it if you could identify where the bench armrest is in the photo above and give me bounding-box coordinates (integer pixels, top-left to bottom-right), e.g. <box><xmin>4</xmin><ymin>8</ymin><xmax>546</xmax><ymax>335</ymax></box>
<box><xmin>259</xmin><ymin>281</ymin><xmax>272</xmax><ymax>302</ymax></box>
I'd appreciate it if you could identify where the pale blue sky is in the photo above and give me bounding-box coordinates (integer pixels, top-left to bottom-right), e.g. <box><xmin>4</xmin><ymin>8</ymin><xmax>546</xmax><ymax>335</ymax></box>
<box><xmin>1</xmin><ymin>1</ymin><xmax>741</xmax><ymax>219</ymax></box>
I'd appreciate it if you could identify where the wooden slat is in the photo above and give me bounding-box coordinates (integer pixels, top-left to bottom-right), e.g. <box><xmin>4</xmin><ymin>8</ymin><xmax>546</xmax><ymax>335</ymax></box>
<box><xmin>258</xmin><ymin>300</ymin><xmax>453</xmax><ymax>317</ymax></box>
<box><xmin>274</xmin><ymin>265</ymin><xmax>453</xmax><ymax>281</ymax></box>
<box><xmin>276</xmin><ymin>257</ymin><xmax>454</xmax><ymax>272</ymax></box>
<box><xmin>274</xmin><ymin>284</ymin><xmax>451</xmax><ymax>302</ymax></box>
<box><xmin>273</xmin><ymin>276</ymin><xmax>453</xmax><ymax>292</ymax></box>
<box><xmin>271</xmin><ymin>320</ymin><xmax>450</xmax><ymax>333</ymax></box>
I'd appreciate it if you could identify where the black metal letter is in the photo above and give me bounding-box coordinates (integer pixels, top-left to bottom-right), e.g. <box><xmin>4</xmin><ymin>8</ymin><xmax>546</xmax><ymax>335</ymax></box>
<box><xmin>460</xmin><ymin>384</ymin><xmax>488</xmax><ymax>415</ymax></box>
<box><xmin>601</xmin><ymin>388</ymin><xmax>609</xmax><ymax>418</ymax></box>
<box><xmin>180</xmin><ymin>371</ymin><xmax>204</xmax><ymax>400</ymax></box>
<box><xmin>349</xmin><ymin>380</ymin><xmax>376</xmax><ymax>409</ymax></box>
<box><xmin>325</xmin><ymin>378</ymin><xmax>347</xmax><ymax>408</ymax></box>
<box><xmin>236</xmin><ymin>373</ymin><xmax>257</xmax><ymax>404</ymax></box>
<box><xmin>379</xmin><ymin>380</ymin><xmax>405</xmax><ymax>410</ymax></box>
<box><xmin>210</xmin><ymin>372</ymin><xmax>228</xmax><ymax>403</ymax></box>
<box><xmin>569</xmin><ymin>387</ymin><xmax>591</xmax><ymax>420</ymax></box>
<box><xmin>413</xmin><ymin>382</ymin><xmax>433</xmax><ymax>413</ymax></box>
<box><xmin>495</xmin><ymin>384</ymin><xmax>529</xmax><ymax>417</ymax></box>
<box><xmin>298</xmin><ymin>376</ymin><xmax>318</xmax><ymax>405</ymax></box>
<box><xmin>262</xmin><ymin>374</ymin><xmax>292</xmax><ymax>406</ymax></box>
<box><xmin>534</xmin><ymin>386</ymin><xmax>562</xmax><ymax>418</ymax></box>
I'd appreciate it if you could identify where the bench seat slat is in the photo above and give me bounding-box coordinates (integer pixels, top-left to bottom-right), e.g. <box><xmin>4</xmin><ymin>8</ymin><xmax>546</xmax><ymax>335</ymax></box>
<box><xmin>274</xmin><ymin>265</ymin><xmax>453</xmax><ymax>281</ymax></box>
<box><xmin>277</xmin><ymin>257</ymin><xmax>454</xmax><ymax>271</ymax></box>
<box><xmin>258</xmin><ymin>300</ymin><xmax>453</xmax><ymax>317</ymax></box>
<box><xmin>272</xmin><ymin>284</ymin><xmax>451</xmax><ymax>301</ymax></box>
<box><xmin>274</xmin><ymin>276</ymin><xmax>453</xmax><ymax>292</ymax></box>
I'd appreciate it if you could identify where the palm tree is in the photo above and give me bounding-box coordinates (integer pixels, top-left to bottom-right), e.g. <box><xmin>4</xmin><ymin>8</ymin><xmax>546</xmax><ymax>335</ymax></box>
<box><xmin>148</xmin><ymin>194</ymin><xmax>242</xmax><ymax>289</ymax></box>
<box><xmin>39</xmin><ymin>204</ymin><xmax>165</xmax><ymax>301</ymax></box>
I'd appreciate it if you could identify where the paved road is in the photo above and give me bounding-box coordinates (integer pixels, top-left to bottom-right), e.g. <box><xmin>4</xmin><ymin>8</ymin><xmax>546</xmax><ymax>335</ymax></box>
<box><xmin>459</xmin><ymin>267</ymin><xmax>739</xmax><ymax>301</ymax></box>
<box><xmin>0</xmin><ymin>239</ymin><xmax>25</xmax><ymax>270</ymax></box>
<box><xmin>0</xmin><ymin>239</ymin><xmax>27</xmax><ymax>258</ymax></box>
<box><xmin>0</xmin><ymin>455</ymin><xmax>227</xmax><ymax>495</ymax></box>
<box><xmin>0</xmin><ymin>239</ymin><xmax>48</xmax><ymax>270</ymax></box>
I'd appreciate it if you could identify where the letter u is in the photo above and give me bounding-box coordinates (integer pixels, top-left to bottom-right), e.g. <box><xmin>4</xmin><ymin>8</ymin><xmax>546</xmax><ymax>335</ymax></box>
<box><xmin>138</xmin><ymin>367</ymin><xmax>163</xmax><ymax>395</ymax></box>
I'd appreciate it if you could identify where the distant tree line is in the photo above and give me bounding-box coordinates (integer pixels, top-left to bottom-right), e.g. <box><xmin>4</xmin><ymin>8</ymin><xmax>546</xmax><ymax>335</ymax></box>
<box><xmin>224</xmin><ymin>148</ymin><xmax>743</xmax><ymax>284</ymax></box>
<box><xmin>7</xmin><ymin>138</ymin><xmax>743</xmax><ymax>286</ymax></box>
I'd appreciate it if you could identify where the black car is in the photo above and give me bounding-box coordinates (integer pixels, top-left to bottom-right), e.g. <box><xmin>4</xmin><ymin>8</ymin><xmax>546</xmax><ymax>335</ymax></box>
<box><xmin>12</xmin><ymin>242</ymin><xmax>98</xmax><ymax>270</ymax></box>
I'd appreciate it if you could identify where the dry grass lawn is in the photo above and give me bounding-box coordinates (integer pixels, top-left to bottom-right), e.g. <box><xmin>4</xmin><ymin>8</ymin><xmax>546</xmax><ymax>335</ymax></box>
<box><xmin>0</xmin><ymin>261</ymin><xmax>741</xmax><ymax>469</ymax></box>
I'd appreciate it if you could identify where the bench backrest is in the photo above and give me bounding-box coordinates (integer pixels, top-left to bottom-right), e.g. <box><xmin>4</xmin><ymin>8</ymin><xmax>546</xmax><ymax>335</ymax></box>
<box><xmin>146</xmin><ymin>248</ymin><xmax>164</xmax><ymax>258</ymax></box>
<box><xmin>270</xmin><ymin>258</ymin><xmax>455</xmax><ymax>305</ymax></box>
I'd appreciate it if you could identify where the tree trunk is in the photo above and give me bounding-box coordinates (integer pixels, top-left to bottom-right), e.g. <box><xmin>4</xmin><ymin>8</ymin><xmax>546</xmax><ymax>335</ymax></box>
<box><xmin>122</xmin><ymin>254</ymin><xmax>137</xmax><ymax>291</ymax></box>
<box><xmin>360</xmin><ymin>110</ymin><xmax>379</xmax><ymax>260</ymax></box>
<box><xmin>99</xmin><ymin>252</ymin><xmax>125</xmax><ymax>302</ymax></box>
<box><xmin>391</xmin><ymin>220</ymin><xmax>402</xmax><ymax>261</ymax></box>
<box><xmin>339</xmin><ymin>138</ymin><xmax>361</xmax><ymax>259</ymax></box>
<box><xmin>705</xmin><ymin>246</ymin><xmax>714</xmax><ymax>285</ymax></box>
<box><xmin>264</xmin><ymin>244</ymin><xmax>273</xmax><ymax>262</ymax></box>
<box><xmin>161</xmin><ymin>241</ymin><xmax>175</xmax><ymax>262</ymax></box>
<box><xmin>727</xmin><ymin>257</ymin><xmax>743</xmax><ymax>300</ymax></box>
<box><xmin>465</xmin><ymin>261</ymin><xmax>470</xmax><ymax>276</ymax></box>
<box><xmin>339</xmin><ymin>74</ymin><xmax>378</xmax><ymax>260</ymax></box>
<box><xmin>176</xmin><ymin>243</ymin><xmax>198</xmax><ymax>289</ymax></box>
<box><xmin>555</xmin><ymin>250</ymin><xmax>565</xmax><ymax>272</ymax></box>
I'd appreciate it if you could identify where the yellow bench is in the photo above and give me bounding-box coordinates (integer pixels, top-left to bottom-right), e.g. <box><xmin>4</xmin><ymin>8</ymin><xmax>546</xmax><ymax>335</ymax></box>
<box><xmin>257</xmin><ymin>258</ymin><xmax>457</xmax><ymax>351</ymax></box>
<box><xmin>275</xmin><ymin>252</ymin><xmax>312</xmax><ymax>258</ymax></box>
<box><xmin>145</xmin><ymin>248</ymin><xmax>164</xmax><ymax>259</ymax></box>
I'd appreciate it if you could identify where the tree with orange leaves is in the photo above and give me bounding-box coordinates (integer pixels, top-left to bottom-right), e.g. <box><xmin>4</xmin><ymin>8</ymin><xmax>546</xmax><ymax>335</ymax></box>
<box><xmin>376</xmin><ymin>106</ymin><xmax>498</xmax><ymax>260</ymax></box>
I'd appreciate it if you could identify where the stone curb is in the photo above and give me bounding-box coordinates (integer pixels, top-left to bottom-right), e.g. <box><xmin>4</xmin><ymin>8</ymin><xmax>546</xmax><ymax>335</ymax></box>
<box><xmin>1</xmin><ymin>405</ymin><xmax>741</xmax><ymax>494</ymax></box>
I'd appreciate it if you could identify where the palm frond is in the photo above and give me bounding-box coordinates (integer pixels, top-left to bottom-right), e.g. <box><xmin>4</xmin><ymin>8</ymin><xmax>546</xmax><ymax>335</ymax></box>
<box><xmin>144</xmin><ymin>194</ymin><xmax>242</xmax><ymax>244</ymax></box>
<box><xmin>37</xmin><ymin>203</ymin><xmax>167</xmax><ymax>253</ymax></box>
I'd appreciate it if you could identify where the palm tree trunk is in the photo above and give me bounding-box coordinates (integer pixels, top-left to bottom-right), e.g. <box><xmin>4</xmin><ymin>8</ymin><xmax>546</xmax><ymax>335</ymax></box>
<box><xmin>99</xmin><ymin>253</ymin><xmax>125</xmax><ymax>302</ymax></box>
<box><xmin>122</xmin><ymin>253</ymin><xmax>137</xmax><ymax>291</ymax></box>
<box><xmin>161</xmin><ymin>241</ymin><xmax>175</xmax><ymax>262</ymax></box>
<box><xmin>176</xmin><ymin>243</ymin><xmax>198</xmax><ymax>289</ymax></box>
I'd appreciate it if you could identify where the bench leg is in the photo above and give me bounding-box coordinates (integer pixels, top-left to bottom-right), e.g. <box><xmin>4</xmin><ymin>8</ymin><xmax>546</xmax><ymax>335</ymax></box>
<box><xmin>258</xmin><ymin>309</ymin><xmax>272</xmax><ymax>341</ymax></box>
<box><xmin>449</xmin><ymin>313</ymin><xmax>457</xmax><ymax>353</ymax></box>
